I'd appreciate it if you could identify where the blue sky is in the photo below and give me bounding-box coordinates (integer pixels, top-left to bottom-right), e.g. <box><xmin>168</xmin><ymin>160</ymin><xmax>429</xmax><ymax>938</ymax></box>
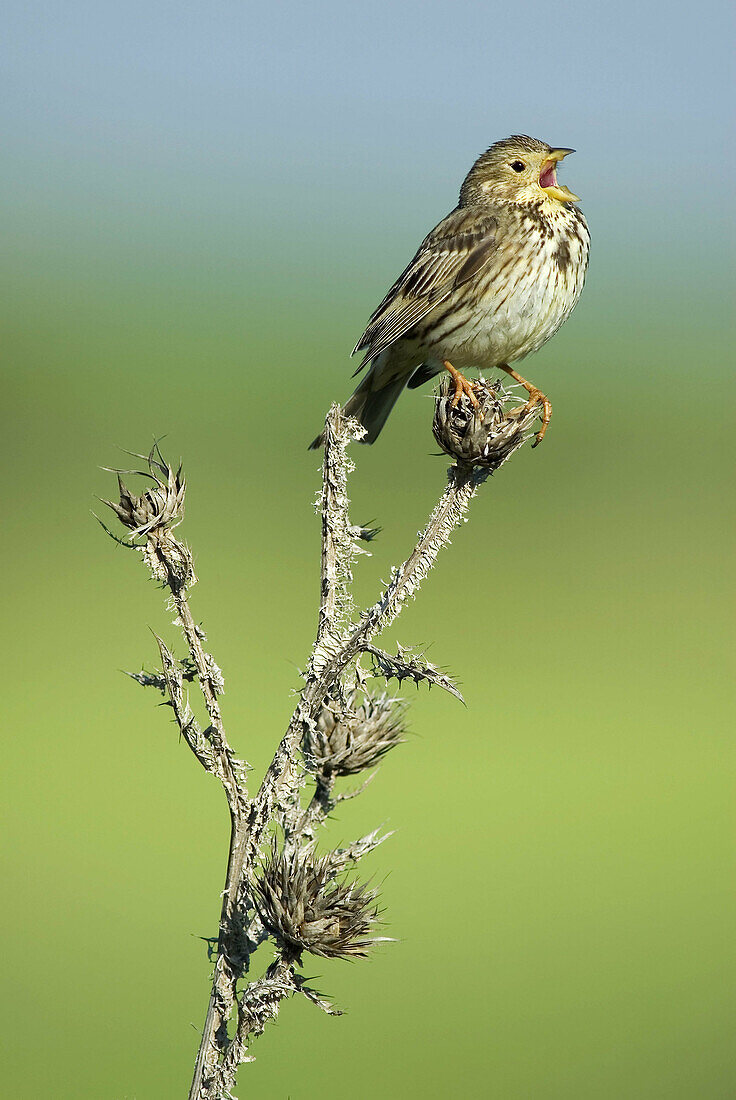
<box><xmin>3</xmin><ymin>0</ymin><xmax>733</xmax><ymax>365</ymax></box>
<box><xmin>5</xmin><ymin>0</ymin><xmax>733</xmax><ymax>211</ymax></box>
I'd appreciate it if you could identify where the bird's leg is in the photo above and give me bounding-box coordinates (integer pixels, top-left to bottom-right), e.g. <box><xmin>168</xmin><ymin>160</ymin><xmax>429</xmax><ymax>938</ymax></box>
<box><xmin>498</xmin><ymin>363</ymin><xmax>552</xmax><ymax>447</ymax></box>
<box><xmin>443</xmin><ymin>360</ymin><xmax>480</xmax><ymax>412</ymax></box>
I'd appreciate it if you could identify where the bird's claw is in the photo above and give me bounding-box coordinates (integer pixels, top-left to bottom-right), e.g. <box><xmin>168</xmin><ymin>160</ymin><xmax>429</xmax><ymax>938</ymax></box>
<box><xmin>507</xmin><ymin>387</ymin><xmax>552</xmax><ymax>446</ymax></box>
<box><xmin>443</xmin><ymin>361</ymin><xmax>481</xmax><ymax>414</ymax></box>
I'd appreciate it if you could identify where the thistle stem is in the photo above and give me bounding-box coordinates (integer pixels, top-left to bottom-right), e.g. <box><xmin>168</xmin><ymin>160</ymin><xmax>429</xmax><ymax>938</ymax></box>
<box><xmin>103</xmin><ymin>388</ymin><xmax>537</xmax><ymax>1098</ymax></box>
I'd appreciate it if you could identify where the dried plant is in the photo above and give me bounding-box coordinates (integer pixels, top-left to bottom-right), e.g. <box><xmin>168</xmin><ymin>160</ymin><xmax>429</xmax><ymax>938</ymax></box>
<box><xmin>306</xmin><ymin>690</ymin><xmax>408</xmax><ymax>778</ymax></box>
<box><xmin>102</xmin><ymin>446</ymin><xmax>186</xmax><ymax>537</ymax></box>
<box><xmin>433</xmin><ymin>374</ymin><xmax>539</xmax><ymax>468</ymax></box>
<box><xmin>255</xmin><ymin>843</ymin><xmax>383</xmax><ymax>960</ymax></box>
<box><xmin>97</xmin><ymin>380</ymin><xmax>540</xmax><ymax>1098</ymax></box>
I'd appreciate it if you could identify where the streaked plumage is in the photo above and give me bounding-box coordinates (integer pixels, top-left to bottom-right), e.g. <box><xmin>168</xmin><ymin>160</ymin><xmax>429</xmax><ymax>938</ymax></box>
<box><xmin>311</xmin><ymin>135</ymin><xmax>589</xmax><ymax>446</ymax></box>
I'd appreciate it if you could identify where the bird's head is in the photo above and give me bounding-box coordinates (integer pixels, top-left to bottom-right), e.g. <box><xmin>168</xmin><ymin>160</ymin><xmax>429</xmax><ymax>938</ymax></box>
<box><xmin>459</xmin><ymin>135</ymin><xmax>580</xmax><ymax>208</ymax></box>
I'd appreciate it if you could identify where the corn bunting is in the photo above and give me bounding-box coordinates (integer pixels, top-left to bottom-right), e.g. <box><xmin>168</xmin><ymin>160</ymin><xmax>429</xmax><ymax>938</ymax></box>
<box><xmin>310</xmin><ymin>135</ymin><xmax>589</xmax><ymax>448</ymax></box>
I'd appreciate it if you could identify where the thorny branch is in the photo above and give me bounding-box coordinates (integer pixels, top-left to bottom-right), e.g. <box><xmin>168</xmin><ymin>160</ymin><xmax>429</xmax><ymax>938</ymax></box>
<box><xmin>98</xmin><ymin>379</ymin><xmax>539</xmax><ymax>1099</ymax></box>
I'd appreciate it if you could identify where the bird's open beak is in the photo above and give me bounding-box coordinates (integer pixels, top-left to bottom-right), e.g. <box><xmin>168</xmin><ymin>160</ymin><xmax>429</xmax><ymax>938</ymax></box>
<box><xmin>539</xmin><ymin>148</ymin><xmax>579</xmax><ymax>203</ymax></box>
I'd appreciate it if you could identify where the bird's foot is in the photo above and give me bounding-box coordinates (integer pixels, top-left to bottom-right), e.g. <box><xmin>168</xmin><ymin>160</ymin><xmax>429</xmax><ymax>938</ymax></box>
<box><xmin>442</xmin><ymin>360</ymin><xmax>480</xmax><ymax>412</ymax></box>
<box><xmin>499</xmin><ymin>365</ymin><xmax>552</xmax><ymax>447</ymax></box>
<box><xmin>511</xmin><ymin>386</ymin><xmax>552</xmax><ymax>447</ymax></box>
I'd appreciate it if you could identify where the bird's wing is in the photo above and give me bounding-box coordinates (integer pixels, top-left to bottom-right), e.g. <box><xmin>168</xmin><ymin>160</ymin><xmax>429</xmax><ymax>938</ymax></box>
<box><xmin>352</xmin><ymin>207</ymin><xmax>499</xmax><ymax>368</ymax></box>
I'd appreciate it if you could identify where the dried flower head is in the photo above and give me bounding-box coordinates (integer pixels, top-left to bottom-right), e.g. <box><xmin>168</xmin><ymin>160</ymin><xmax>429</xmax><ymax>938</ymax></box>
<box><xmin>306</xmin><ymin>690</ymin><xmax>407</xmax><ymax>777</ymax></box>
<box><xmin>433</xmin><ymin>376</ymin><xmax>538</xmax><ymax>470</ymax></box>
<box><xmin>102</xmin><ymin>444</ymin><xmax>186</xmax><ymax>539</ymax></box>
<box><xmin>255</xmin><ymin>845</ymin><xmax>382</xmax><ymax>960</ymax></box>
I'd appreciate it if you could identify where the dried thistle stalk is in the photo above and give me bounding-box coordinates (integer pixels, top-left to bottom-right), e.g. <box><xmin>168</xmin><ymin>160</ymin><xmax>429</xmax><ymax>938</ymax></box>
<box><xmin>99</xmin><ymin>381</ymin><xmax>538</xmax><ymax>1099</ymax></box>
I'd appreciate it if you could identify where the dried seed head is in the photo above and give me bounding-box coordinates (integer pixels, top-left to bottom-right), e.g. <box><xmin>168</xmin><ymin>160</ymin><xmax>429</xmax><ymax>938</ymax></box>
<box><xmin>306</xmin><ymin>690</ymin><xmax>407</xmax><ymax>777</ymax></box>
<box><xmin>433</xmin><ymin>376</ymin><xmax>538</xmax><ymax>470</ymax></box>
<box><xmin>255</xmin><ymin>845</ymin><xmax>382</xmax><ymax>960</ymax></box>
<box><xmin>102</xmin><ymin>444</ymin><xmax>186</xmax><ymax>539</ymax></box>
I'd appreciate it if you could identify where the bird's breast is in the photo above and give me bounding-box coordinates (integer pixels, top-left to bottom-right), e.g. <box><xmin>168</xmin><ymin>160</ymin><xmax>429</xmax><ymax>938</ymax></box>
<box><xmin>416</xmin><ymin>206</ymin><xmax>589</xmax><ymax>369</ymax></box>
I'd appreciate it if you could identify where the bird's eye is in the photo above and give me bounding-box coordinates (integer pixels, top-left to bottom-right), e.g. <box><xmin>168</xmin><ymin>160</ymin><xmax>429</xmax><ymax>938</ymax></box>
<box><xmin>510</xmin><ymin>160</ymin><xmax>526</xmax><ymax>172</ymax></box>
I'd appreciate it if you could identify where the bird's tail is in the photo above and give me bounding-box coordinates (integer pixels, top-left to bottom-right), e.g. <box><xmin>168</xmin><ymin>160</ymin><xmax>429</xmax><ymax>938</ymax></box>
<box><xmin>308</xmin><ymin>358</ymin><xmax>407</xmax><ymax>449</ymax></box>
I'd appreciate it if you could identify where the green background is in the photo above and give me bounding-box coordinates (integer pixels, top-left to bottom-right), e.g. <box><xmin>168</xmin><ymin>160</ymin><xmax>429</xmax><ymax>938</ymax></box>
<box><xmin>2</xmin><ymin>1</ymin><xmax>734</xmax><ymax>1096</ymax></box>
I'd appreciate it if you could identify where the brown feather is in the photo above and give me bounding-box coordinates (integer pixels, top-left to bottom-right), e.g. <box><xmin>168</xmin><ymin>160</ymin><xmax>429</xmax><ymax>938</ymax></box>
<box><xmin>352</xmin><ymin>208</ymin><xmax>498</xmax><ymax>367</ymax></box>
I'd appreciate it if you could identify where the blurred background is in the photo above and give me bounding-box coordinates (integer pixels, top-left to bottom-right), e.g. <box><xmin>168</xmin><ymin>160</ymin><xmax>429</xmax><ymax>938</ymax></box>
<box><xmin>2</xmin><ymin>0</ymin><xmax>734</xmax><ymax>1095</ymax></box>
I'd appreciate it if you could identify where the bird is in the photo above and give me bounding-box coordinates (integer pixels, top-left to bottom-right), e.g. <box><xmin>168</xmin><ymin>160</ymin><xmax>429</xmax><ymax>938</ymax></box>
<box><xmin>309</xmin><ymin>135</ymin><xmax>589</xmax><ymax>449</ymax></box>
